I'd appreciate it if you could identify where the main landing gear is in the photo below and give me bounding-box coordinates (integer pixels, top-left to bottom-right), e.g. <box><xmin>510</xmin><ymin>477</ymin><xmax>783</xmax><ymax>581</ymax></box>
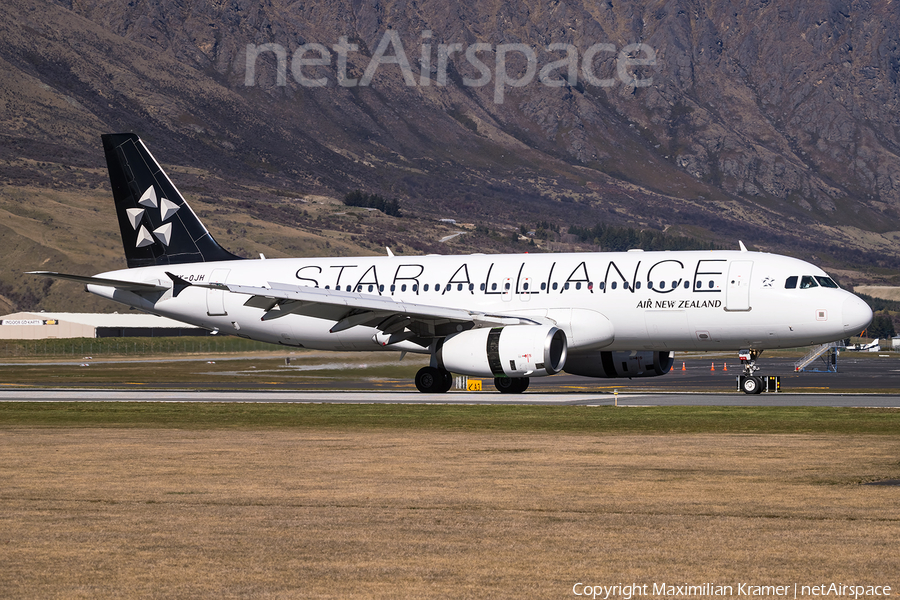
<box><xmin>494</xmin><ymin>376</ymin><xmax>529</xmax><ymax>394</ymax></box>
<box><xmin>414</xmin><ymin>367</ymin><xmax>531</xmax><ymax>394</ymax></box>
<box><xmin>415</xmin><ymin>366</ymin><xmax>453</xmax><ymax>393</ymax></box>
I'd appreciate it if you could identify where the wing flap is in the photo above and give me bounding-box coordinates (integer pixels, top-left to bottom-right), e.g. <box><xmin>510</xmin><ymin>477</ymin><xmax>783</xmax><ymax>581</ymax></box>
<box><xmin>213</xmin><ymin>281</ymin><xmax>539</xmax><ymax>334</ymax></box>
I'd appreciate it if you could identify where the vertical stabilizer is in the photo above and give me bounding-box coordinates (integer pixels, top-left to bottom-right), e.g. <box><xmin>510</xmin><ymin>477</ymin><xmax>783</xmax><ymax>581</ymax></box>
<box><xmin>102</xmin><ymin>133</ymin><xmax>242</xmax><ymax>268</ymax></box>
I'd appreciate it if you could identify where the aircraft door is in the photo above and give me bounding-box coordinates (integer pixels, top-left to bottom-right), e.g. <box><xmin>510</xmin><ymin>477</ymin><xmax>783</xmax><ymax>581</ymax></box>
<box><xmin>520</xmin><ymin>277</ymin><xmax>532</xmax><ymax>302</ymax></box>
<box><xmin>725</xmin><ymin>261</ymin><xmax>753</xmax><ymax>311</ymax></box>
<box><xmin>206</xmin><ymin>268</ymin><xmax>231</xmax><ymax>316</ymax></box>
<box><xmin>502</xmin><ymin>277</ymin><xmax>512</xmax><ymax>302</ymax></box>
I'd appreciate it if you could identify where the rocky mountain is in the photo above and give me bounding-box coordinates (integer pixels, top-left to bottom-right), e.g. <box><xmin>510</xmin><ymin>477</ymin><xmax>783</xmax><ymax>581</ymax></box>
<box><xmin>1</xmin><ymin>0</ymin><xmax>900</xmax><ymax>311</ymax></box>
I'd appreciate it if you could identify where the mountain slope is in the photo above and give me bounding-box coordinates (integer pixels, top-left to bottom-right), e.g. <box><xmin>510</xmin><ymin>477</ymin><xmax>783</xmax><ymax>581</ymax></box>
<box><xmin>1</xmin><ymin>0</ymin><xmax>900</xmax><ymax>311</ymax></box>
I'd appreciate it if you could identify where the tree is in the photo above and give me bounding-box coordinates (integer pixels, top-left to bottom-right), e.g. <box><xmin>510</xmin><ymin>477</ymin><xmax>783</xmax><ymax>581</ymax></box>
<box><xmin>342</xmin><ymin>190</ymin><xmax>402</xmax><ymax>217</ymax></box>
<box><xmin>867</xmin><ymin>314</ymin><xmax>896</xmax><ymax>339</ymax></box>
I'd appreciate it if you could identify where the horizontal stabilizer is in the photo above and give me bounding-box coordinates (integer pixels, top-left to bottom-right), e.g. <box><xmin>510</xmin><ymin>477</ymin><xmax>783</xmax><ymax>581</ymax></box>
<box><xmin>28</xmin><ymin>271</ymin><xmax>169</xmax><ymax>292</ymax></box>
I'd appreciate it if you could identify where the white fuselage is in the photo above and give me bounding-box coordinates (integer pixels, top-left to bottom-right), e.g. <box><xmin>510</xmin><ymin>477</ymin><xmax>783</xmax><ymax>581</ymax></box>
<box><xmin>87</xmin><ymin>250</ymin><xmax>872</xmax><ymax>356</ymax></box>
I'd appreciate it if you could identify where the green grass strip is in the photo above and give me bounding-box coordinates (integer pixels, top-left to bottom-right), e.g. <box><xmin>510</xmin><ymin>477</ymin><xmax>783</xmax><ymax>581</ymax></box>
<box><xmin>1</xmin><ymin>403</ymin><xmax>899</xmax><ymax>434</ymax></box>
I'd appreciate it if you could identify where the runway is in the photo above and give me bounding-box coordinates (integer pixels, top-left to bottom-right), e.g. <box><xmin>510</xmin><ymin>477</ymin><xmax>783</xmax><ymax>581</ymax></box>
<box><xmin>1</xmin><ymin>389</ymin><xmax>899</xmax><ymax>407</ymax></box>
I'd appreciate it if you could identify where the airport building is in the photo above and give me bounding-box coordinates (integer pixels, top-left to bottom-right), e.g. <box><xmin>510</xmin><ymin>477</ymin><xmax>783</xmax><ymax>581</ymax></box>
<box><xmin>0</xmin><ymin>312</ymin><xmax>205</xmax><ymax>340</ymax></box>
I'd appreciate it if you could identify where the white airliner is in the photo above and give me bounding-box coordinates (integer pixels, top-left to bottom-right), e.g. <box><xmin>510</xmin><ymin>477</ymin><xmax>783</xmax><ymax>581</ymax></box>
<box><xmin>32</xmin><ymin>134</ymin><xmax>873</xmax><ymax>394</ymax></box>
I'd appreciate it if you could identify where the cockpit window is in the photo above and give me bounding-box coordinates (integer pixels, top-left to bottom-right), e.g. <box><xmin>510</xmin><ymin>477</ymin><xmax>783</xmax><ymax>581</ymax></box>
<box><xmin>815</xmin><ymin>276</ymin><xmax>839</xmax><ymax>288</ymax></box>
<box><xmin>799</xmin><ymin>276</ymin><xmax>818</xmax><ymax>289</ymax></box>
<box><xmin>785</xmin><ymin>276</ymin><xmax>798</xmax><ymax>289</ymax></box>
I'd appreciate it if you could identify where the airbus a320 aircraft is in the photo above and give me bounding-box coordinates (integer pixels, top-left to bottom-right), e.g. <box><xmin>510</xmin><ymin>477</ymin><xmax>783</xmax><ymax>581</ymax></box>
<box><xmin>32</xmin><ymin>134</ymin><xmax>873</xmax><ymax>394</ymax></box>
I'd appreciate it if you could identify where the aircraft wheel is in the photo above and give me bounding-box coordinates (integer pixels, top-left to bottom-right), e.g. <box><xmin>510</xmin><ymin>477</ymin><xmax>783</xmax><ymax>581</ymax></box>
<box><xmin>740</xmin><ymin>376</ymin><xmax>762</xmax><ymax>395</ymax></box>
<box><xmin>495</xmin><ymin>376</ymin><xmax>529</xmax><ymax>393</ymax></box>
<box><xmin>438</xmin><ymin>370</ymin><xmax>453</xmax><ymax>393</ymax></box>
<box><xmin>416</xmin><ymin>367</ymin><xmax>449</xmax><ymax>393</ymax></box>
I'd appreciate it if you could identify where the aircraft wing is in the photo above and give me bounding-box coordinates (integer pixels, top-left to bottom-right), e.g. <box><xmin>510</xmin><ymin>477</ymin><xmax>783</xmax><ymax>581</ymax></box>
<box><xmin>208</xmin><ymin>281</ymin><xmax>540</xmax><ymax>339</ymax></box>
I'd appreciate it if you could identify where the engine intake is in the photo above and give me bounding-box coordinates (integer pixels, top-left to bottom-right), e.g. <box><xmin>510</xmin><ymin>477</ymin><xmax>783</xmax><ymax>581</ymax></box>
<box><xmin>564</xmin><ymin>350</ymin><xmax>674</xmax><ymax>378</ymax></box>
<box><xmin>438</xmin><ymin>326</ymin><xmax>567</xmax><ymax>378</ymax></box>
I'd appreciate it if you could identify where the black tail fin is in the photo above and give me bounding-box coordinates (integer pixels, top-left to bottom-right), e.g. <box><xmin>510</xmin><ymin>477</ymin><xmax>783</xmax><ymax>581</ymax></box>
<box><xmin>102</xmin><ymin>133</ymin><xmax>242</xmax><ymax>268</ymax></box>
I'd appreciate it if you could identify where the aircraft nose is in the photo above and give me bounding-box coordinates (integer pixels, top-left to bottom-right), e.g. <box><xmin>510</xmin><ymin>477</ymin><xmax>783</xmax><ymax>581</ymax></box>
<box><xmin>842</xmin><ymin>295</ymin><xmax>873</xmax><ymax>336</ymax></box>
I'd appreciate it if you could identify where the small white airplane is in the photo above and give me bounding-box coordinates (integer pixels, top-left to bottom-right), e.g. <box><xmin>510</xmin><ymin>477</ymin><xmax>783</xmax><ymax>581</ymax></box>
<box><xmin>31</xmin><ymin>134</ymin><xmax>873</xmax><ymax>394</ymax></box>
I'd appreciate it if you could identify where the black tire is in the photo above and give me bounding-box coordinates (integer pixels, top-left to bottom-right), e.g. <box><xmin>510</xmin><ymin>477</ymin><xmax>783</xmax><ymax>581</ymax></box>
<box><xmin>751</xmin><ymin>376</ymin><xmax>764</xmax><ymax>394</ymax></box>
<box><xmin>740</xmin><ymin>376</ymin><xmax>761</xmax><ymax>395</ymax></box>
<box><xmin>438</xmin><ymin>370</ymin><xmax>453</xmax><ymax>393</ymax></box>
<box><xmin>416</xmin><ymin>367</ymin><xmax>447</xmax><ymax>393</ymax></box>
<box><xmin>515</xmin><ymin>377</ymin><xmax>530</xmax><ymax>393</ymax></box>
<box><xmin>495</xmin><ymin>376</ymin><xmax>529</xmax><ymax>393</ymax></box>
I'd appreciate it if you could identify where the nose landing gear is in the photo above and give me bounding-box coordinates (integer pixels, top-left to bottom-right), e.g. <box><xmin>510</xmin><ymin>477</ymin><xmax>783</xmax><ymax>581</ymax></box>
<box><xmin>737</xmin><ymin>349</ymin><xmax>779</xmax><ymax>394</ymax></box>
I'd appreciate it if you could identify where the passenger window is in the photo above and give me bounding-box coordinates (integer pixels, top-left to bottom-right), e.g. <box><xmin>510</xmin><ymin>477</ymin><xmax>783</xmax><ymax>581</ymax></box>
<box><xmin>683</xmin><ymin>281</ymin><xmax>689</xmax><ymax>289</ymax></box>
<box><xmin>600</xmin><ymin>282</ymin><xmax>606</xmax><ymax>290</ymax></box>
<box><xmin>401</xmin><ymin>284</ymin><xmax>407</xmax><ymax>292</ymax></box>
<box><xmin>552</xmin><ymin>282</ymin><xmax>558</xmax><ymax>290</ymax></box>
<box><xmin>491</xmin><ymin>283</ymin><xmax>497</xmax><ymax>291</ymax></box>
<box><xmin>611</xmin><ymin>282</ymin><xmax>617</xmax><ymax>290</ymax></box>
<box><xmin>785</xmin><ymin>276</ymin><xmax>798</xmax><ymax>289</ymax></box>
<box><xmin>635</xmin><ymin>281</ymin><xmax>641</xmax><ymax>289</ymax></box>
<box><xmin>575</xmin><ymin>282</ymin><xmax>581</xmax><ymax>290</ymax></box>
<box><xmin>815</xmin><ymin>276</ymin><xmax>839</xmax><ymax>288</ymax></box>
<box><xmin>799</xmin><ymin>276</ymin><xmax>818</xmax><ymax>289</ymax></box>
<box><xmin>424</xmin><ymin>284</ymin><xmax>429</xmax><ymax>292</ymax></box>
<box><xmin>457</xmin><ymin>283</ymin><xmax>463</xmax><ymax>291</ymax></box>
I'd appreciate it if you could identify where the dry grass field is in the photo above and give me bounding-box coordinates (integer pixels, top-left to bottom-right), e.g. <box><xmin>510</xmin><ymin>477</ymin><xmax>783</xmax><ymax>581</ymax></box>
<box><xmin>856</xmin><ymin>286</ymin><xmax>900</xmax><ymax>302</ymax></box>
<box><xmin>1</xmin><ymin>428</ymin><xmax>898</xmax><ymax>598</ymax></box>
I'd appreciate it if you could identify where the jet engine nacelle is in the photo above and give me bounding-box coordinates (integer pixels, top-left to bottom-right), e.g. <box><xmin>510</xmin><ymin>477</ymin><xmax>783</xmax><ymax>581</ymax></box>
<box><xmin>438</xmin><ymin>326</ymin><xmax>567</xmax><ymax>378</ymax></box>
<box><xmin>564</xmin><ymin>350</ymin><xmax>674</xmax><ymax>378</ymax></box>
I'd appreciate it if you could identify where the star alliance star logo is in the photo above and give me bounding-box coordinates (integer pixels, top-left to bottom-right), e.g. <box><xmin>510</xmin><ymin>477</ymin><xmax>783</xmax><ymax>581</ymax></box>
<box><xmin>125</xmin><ymin>186</ymin><xmax>180</xmax><ymax>248</ymax></box>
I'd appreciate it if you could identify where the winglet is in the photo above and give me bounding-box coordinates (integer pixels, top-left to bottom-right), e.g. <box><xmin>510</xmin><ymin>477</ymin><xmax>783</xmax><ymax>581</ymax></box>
<box><xmin>164</xmin><ymin>272</ymin><xmax>192</xmax><ymax>297</ymax></box>
<box><xmin>386</xmin><ymin>247</ymin><xmax>395</xmax><ymax>257</ymax></box>
<box><xmin>739</xmin><ymin>241</ymin><xmax>748</xmax><ymax>252</ymax></box>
